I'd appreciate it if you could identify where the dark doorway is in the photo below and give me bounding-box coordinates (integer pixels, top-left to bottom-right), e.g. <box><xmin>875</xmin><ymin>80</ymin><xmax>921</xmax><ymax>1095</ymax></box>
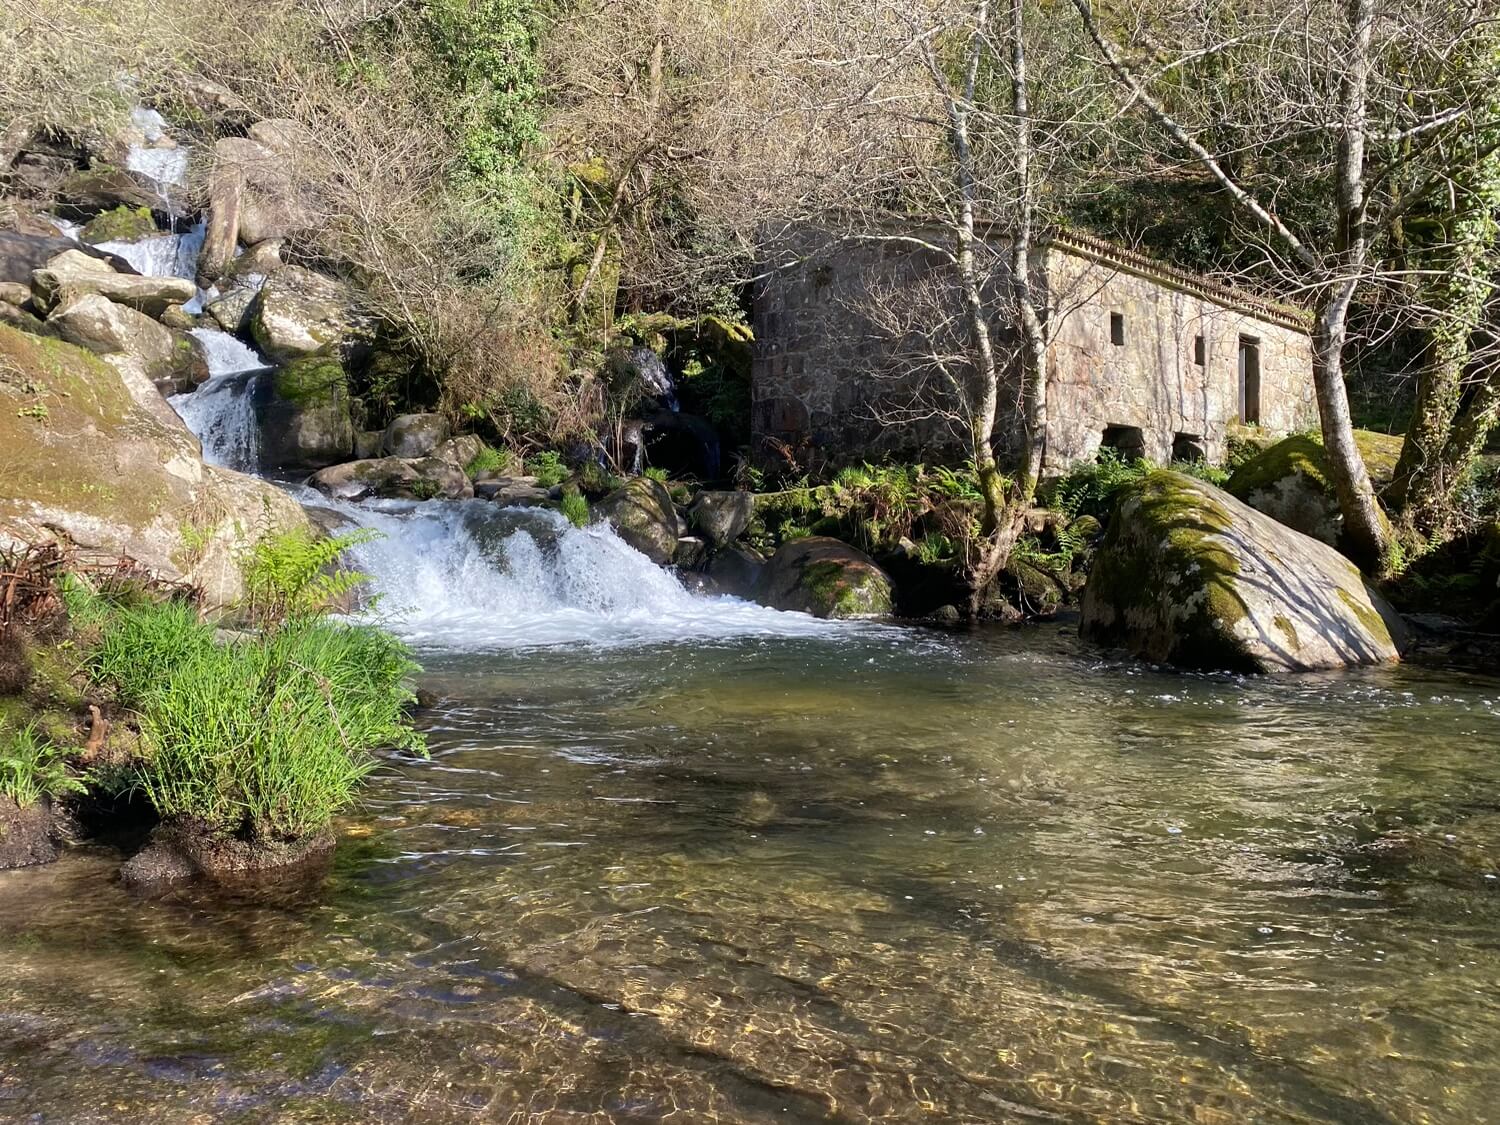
<box><xmin>1172</xmin><ymin>432</ymin><xmax>1207</xmax><ymax>463</ymax></box>
<box><xmin>1101</xmin><ymin>425</ymin><xmax>1146</xmax><ymax>461</ymax></box>
<box><xmin>1238</xmin><ymin>336</ymin><xmax>1261</xmax><ymax>424</ymax></box>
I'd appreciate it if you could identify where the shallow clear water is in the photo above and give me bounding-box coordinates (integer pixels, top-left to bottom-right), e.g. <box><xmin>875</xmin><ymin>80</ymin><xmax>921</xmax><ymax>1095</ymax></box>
<box><xmin>2</xmin><ymin>622</ymin><xmax>1499</xmax><ymax>1123</ymax></box>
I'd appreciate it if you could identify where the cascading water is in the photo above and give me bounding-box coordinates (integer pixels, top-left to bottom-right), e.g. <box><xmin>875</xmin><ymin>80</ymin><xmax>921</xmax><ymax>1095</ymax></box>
<box><xmin>119</xmin><ymin>103</ymin><xmax>847</xmax><ymax>651</ymax></box>
<box><xmin>124</xmin><ymin>106</ymin><xmax>189</xmax><ymax>194</ymax></box>
<box><xmin>304</xmin><ymin>496</ymin><xmax>853</xmax><ymax>650</ymax></box>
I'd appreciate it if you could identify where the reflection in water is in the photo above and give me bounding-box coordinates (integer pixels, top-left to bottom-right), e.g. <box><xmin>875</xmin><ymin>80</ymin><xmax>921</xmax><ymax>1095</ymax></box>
<box><xmin>1</xmin><ymin>627</ymin><xmax>1499</xmax><ymax>1122</ymax></box>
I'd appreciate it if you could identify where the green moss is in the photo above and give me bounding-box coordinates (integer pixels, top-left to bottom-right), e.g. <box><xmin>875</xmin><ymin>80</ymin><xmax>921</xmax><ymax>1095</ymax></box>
<box><xmin>1225</xmin><ymin>434</ymin><xmax>1329</xmax><ymax>499</ymax></box>
<box><xmin>799</xmin><ymin>557</ymin><xmax>892</xmax><ymax>616</ymax></box>
<box><xmin>1272</xmin><ymin>614</ymin><xmax>1299</xmax><ymax>649</ymax></box>
<box><xmin>1337</xmin><ymin>587</ymin><xmax>1394</xmax><ymax>646</ymax></box>
<box><xmin>80</xmin><ymin>205</ymin><xmax>157</xmax><ymax>245</ymax></box>
<box><xmin>274</xmin><ymin>357</ymin><xmax>347</xmax><ymax>406</ymax></box>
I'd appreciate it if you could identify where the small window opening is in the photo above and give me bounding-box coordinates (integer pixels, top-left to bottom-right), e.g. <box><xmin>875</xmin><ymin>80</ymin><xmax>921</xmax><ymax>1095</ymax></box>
<box><xmin>1238</xmin><ymin>335</ymin><xmax>1262</xmax><ymax>424</ymax></box>
<box><xmin>1172</xmin><ymin>433</ymin><xmax>1207</xmax><ymax>463</ymax></box>
<box><xmin>1101</xmin><ymin>424</ymin><xmax>1146</xmax><ymax>462</ymax></box>
<box><xmin>1110</xmin><ymin>312</ymin><xmax>1125</xmax><ymax>346</ymax></box>
<box><xmin>1193</xmin><ymin>335</ymin><xmax>1205</xmax><ymax>366</ymax></box>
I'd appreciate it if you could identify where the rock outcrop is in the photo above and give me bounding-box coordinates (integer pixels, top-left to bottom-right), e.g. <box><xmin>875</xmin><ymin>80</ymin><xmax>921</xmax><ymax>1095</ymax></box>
<box><xmin>47</xmin><ymin>292</ymin><xmax>207</xmax><ymax>398</ymax></box>
<box><xmin>382</xmin><ymin>413</ymin><xmax>450</xmax><ymax>459</ymax></box>
<box><xmin>250</xmin><ymin>266</ymin><xmax>358</xmax><ymax>361</ymax></box>
<box><xmin>759</xmin><ymin>537</ymin><xmax>894</xmax><ymax>618</ymax></box>
<box><xmin>31</xmin><ymin>249</ymin><xmax>195</xmax><ymax>318</ymax></box>
<box><xmin>0</xmin><ymin>324</ymin><xmax>310</xmax><ymax>607</ymax></box>
<box><xmin>1081</xmin><ymin>470</ymin><xmax>1405</xmax><ymax>672</ymax></box>
<box><xmin>595</xmin><ymin>478</ymin><xmax>679</xmax><ymax>564</ymax></box>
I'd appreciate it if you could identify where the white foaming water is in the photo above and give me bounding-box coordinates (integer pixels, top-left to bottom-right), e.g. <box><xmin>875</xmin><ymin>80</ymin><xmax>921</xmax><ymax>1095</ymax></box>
<box><xmin>126</xmin><ymin>144</ymin><xmax>189</xmax><ymax>192</ymax></box>
<box><xmin>95</xmin><ymin>221</ymin><xmax>204</xmax><ymax>281</ymax></box>
<box><xmin>169</xmin><ymin>355</ymin><xmax>264</xmax><ymax>472</ymax></box>
<box><xmin>313</xmin><ymin>497</ymin><xmax>853</xmax><ymax>650</ymax></box>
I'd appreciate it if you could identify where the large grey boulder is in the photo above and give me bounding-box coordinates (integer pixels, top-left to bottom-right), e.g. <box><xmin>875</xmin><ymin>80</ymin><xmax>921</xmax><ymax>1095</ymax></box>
<box><xmin>0</xmin><ymin>232</ymin><xmax>135</xmax><ymax>284</ymax></box>
<box><xmin>759</xmin><ymin>537</ymin><xmax>893</xmax><ymax>618</ymax></box>
<box><xmin>382</xmin><ymin>413</ymin><xmax>450</xmax><ymax>459</ymax></box>
<box><xmin>432</xmin><ymin>434</ymin><xmax>485</xmax><ymax>472</ymax></box>
<box><xmin>47</xmin><ymin>292</ymin><xmax>207</xmax><ymax>398</ymax></box>
<box><xmin>259</xmin><ymin>357</ymin><xmax>354</xmax><ymax>469</ymax></box>
<box><xmin>689</xmin><ymin>490</ymin><xmax>754</xmax><ymax>547</ymax></box>
<box><xmin>249</xmin><ymin>266</ymin><xmax>358</xmax><ymax>362</ymax></box>
<box><xmin>0</xmin><ymin>323</ymin><xmax>310</xmax><ymax>608</ymax></box>
<box><xmin>31</xmin><ymin>249</ymin><xmax>195</xmax><ymax>317</ymax></box>
<box><xmin>1081</xmin><ymin>470</ymin><xmax>1405</xmax><ymax>673</ymax></box>
<box><xmin>204</xmin><ymin>280</ymin><xmax>261</xmax><ymax>334</ymax></box>
<box><xmin>198</xmin><ymin>134</ymin><xmax>318</xmax><ymax>282</ymax></box>
<box><xmin>307</xmin><ymin>456</ymin><xmax>472</xmax><ymax>502</ymax></box>
<box><xmin>704</xmin><ymin>543</ymin><xmax>767</xmax><ymax>598</ymax></box>
<box><xmin>595</xmin><ymin>477</ymin><xmax>678</xmax><ymax>564</ymax></box>
<box><xmin>474</xmin><ymin>476</ymin><xmax>551</xmax><ymax>506</ymax></box>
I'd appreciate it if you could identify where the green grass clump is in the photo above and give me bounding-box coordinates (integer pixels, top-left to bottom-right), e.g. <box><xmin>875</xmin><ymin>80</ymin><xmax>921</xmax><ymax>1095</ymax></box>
<box><xmin>644</xmin><ymin>466</ymin><xmax>670</xmax><ymax>483</ymax></box>
<box><xmin>0</xmin><ymin>722</ymin><xmax>86</xmax><ymax>808</ymax></box>
<box><xmin>86</xmin><ymin>598</ymin><xmax>424</xmax><ymax>841</ymax></box>
<box><xmin>526</xmin><ymin>450</ymin><xmax>568</xmax><ymax>488</ymax></box>
<box><xmin>465</xmin><ymin>444</ymin><xmax>513</xmax><ymax>477</ymax></box>
<box><xmin>559</xmin><ymin>490</ymin><xmax>590</xmax><ymax>528</ymax></box>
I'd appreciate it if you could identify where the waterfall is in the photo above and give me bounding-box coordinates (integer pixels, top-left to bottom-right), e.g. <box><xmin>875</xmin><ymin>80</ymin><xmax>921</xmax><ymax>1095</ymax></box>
<box><xmin>306</xmin><ymin>497</ymin><xmax>848</xmax><ymax>650</ymax></box>
<box><xmin>125</xmin><ymin>107</ymin><xmax>189</xmax><ymax>193</ymax></box>
<box><xmin>168</xmin><ymin>329</ymin><xmax>269</xmax><ymax>471</ymax></box>
<box><xmin>94</xmin><ymin>222</ymin><xmax>205</xmax><ymax>282</ymax></box>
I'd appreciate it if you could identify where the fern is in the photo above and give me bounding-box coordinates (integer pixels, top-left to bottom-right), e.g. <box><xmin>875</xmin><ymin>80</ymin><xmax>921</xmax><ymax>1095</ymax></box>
<box><xmin>242</xmin><ymin>528</ymin><xmax>379</xmax><ymax>628</ymax></box>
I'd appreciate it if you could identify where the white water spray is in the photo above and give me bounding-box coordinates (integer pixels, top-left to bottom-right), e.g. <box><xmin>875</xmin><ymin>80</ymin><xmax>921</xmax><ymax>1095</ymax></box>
<box><xmin>310</xmin><ymin>497</ymin><xmax>848</xmax><ymax>650</ymax></box>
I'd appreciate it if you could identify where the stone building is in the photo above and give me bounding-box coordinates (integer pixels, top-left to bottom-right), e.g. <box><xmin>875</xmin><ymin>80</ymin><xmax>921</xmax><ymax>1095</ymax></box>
<box><xmin>750</xmin><ymin>226</ymin><xmax>1317</xmax><ymax>473</ymax></box>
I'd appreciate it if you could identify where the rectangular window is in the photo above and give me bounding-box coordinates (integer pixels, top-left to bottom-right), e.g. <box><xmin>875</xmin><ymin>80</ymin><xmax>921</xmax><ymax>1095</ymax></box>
<box><xmin>1193</xmin><ymin>335</ymin><xmax>1205</xmax><ymax>366</ymax></box>
<box><xmin>1110</xmin><ymin>313</ymin><xmax>1125</xmax><ymax>346</ymax></box>
<box><xmin>1238</xmin><ymin>336</ymin><xmax>1262</xmax><ymax>424</ymax></box>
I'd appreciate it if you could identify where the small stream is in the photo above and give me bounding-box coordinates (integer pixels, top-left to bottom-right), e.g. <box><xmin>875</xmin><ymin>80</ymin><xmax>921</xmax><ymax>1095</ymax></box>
<box><xmin>2</xmin><ymin>631</ymin><xmax>1499</xmax><ymax>1122</ymax></box>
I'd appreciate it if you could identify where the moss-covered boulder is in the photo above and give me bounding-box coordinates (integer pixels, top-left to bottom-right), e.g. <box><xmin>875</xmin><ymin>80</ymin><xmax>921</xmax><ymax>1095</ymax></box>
<box><xmin>1226</xmin><ymin>431</ymin><xmax>1403</xmax><ymax>552</ymax></box>
<box><xmin>259</xmin><ymin>357</ymin><xmax>354</xmax><ymax>469</ymax></box>
<box><xmin>760</xmin><ymin>537</ymin><xmax>894</xmax><ymax>618</ymax></box>
<box><xmin>249</xmin><ymin>266</ymin><xmax>359</xmax><ymax>362</ymax></box>
<box><xmin>79</xmin><ymin>205</ymin><xmax>158</xmax><ymax>244</ymax></box>
<box><xmin>381</xmin><ymin>412</ymin><xmax>450</xmax><ymax>459</ymax></box>
<box><xmin>595</xmin><ymin>477</ymin><xmax>680</xmax><ymax>564</ymax></box>
<box><xmin>47</xmin><ymin>292</ymin><xmax>206</xmax><ymax>397</ymax></box>
<box><xmin>1081</xmin><ymin>471</ymin><xmax>1405</xmax><ymax>672</ymax></box>
<box><xmin>0</xmin><ymin>324</ymin><xmax>309</xmax><ymax>607</ymax></box>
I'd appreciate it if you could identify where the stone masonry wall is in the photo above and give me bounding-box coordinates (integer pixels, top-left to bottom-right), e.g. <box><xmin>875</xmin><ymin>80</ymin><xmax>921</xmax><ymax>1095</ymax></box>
<box><xmin>751</xmin><ymin>228</ymin><xmax>1318</xmax><ymax>474</ymax></box>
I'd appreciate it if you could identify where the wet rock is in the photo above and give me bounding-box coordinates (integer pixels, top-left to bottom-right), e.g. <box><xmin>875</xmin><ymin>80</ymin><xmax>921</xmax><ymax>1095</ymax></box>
<box><xmin>1081</xmin><ymin>470</ymin><xmax>1406</xmax><ymax>672</ymax></box>
<box><xmin>204</xmin><ymin>279</ymin><xmax>262</xmax><ymax>334</ymax></box>
<box><xmin>703</xmin><ymin>543</ymin><xmax>767</xmax><ymax>598</ymax></box>
<box><xmin>760</xmin><ymin>536</ymin><xmax>894</xmax><ymax>618</ymax></box>
<box><xmin>688</xmin><ymin>490</ymin><xmax>754</xmax><ymax>547</ymax></box>
<box><xmin>475</xmin><ymin>477</ymin><xmax>551</xmax><ymax>506</ymax></box>
<box><xmin>673</xmin><ymin>535</ymin><xmax>708</xmax><ymax>569</ymax></box>
<box><xmin>0</xmin><ymin>324</ymin><xmax>309</xmax><ymax>606</ymax></box>
<box><xmin>56</xmin><ymin>165</ymin><xmax>166</xmax><ymax>216</ymax></box>
<box><xmin>259</xmin><ymin>356</ymin><xmax>354</xmax><ymax>469</ymax></box>
<box><xmin>250</xmin><ymin>266</ymin><xmax>359</xmax><ymax>362</ymax></box>
<box><xmin>121</xmin><ymin>823</ymin><xmax>335</xmax><ymax>892</ymax></box>
<box><xmin>1226</xmin><ymin>431</ymin><xmax>1402</xmax><ymax>553</ymax></box>
<box><xmin>47</xmin><ymin>292</ymin><xmax>207</xmax><ymax>398</ymax></box>
<box><xmin>32</xmin><ymin>249</ymin><xmax>195</xmax><ymax>317</ymax></box>
<box><xmin>595</xmin><ymin>477</ymin><xmax>679</xmax><ymax>564</ymax></box>
<box><xmin>0</xmin><ymin>796</ymin><xmax>59</xmax><ymax>869</ymax></box>
<box><xmin>307</xmin><ymin>456</ymin><xmax>472</xmax><ymax>502</ymax></box>
<box><xmin>382</xmin><ymin>413</ymin><xmax>450</xmax><ymax>459</ymax></box>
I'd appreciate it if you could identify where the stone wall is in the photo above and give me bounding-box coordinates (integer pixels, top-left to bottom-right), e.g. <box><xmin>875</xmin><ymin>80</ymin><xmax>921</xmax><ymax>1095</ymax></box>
<box><xmin>751</xmin><ymin>228</ymin><xmax>1317</xmax><ymax>473</ymax></box>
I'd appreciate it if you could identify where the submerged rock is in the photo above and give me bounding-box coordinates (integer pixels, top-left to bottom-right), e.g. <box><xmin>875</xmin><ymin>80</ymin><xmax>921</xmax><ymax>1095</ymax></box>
<box><xmin>0</xmin><ymin>796</ymin><xmax>59</xmax><ymax>869</ymax></box>
<box><xmin>259</xmin><ymin>356</ymin><xmax>354</xmax><ymax>469</ymax></box>
<box><xmin>595</xmin><ymin>477</ymin><xmax>679</xmax><ymax>564</ymax></box>
<box><xmin>0</xmin><ymin>323</ymin><xmax>310</xmax><ymax>607</ymax></box>
<box><xmin>760</xmin><ymin>537</ymin><xmax>894</xmax><ymax>618</ymax></box>
<box><xmin>1226</xmin><ymin>431</ymin><xmax>1403</xmax><ymax>553</ymax></box>
<box><xmin>688</xmin><ymin>490</ymin><xmax>754</xmax><ymax>547</ymax></box>
<box><xmin>1081</xmin><ymin>470</ymin><xmax>1405</xmax><ymax>672</ymax></box>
